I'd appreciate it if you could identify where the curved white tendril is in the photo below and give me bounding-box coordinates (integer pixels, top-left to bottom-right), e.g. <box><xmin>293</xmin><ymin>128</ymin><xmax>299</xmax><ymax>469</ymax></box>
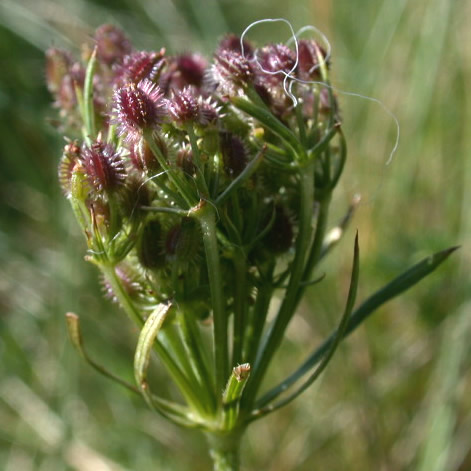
<box><xmin>240</xmin><ymin>18</ymin><xmax>400</xmax><ymax>168</ymax></box>
<box><xmin>240</xmin><ymin>18</ymin><xmax>299</xmax><ymax>105</ymax></box>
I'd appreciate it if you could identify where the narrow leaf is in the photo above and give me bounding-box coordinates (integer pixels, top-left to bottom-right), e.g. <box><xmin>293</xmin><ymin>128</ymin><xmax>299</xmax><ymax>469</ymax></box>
<box><xmin>257</xmin><ymin>246</ymin><xmax>458</xmax><ymax>408</ymax></box>
<box><xmin>231</xmin><ymin>96</ymin><xmax>303</xmax><ymax>158</ymax></box>
<box><xmin>65</xmin><ymin>312</ymin><xmax>194</xmax><ymax>426</ymax></box>
<box><xmin>251</xmin><ymin>233</ymin><xmax>359</xmax><ymax>419</ymax></box>
<box><xmin>83</xmin><ymin>47</ymin><xmax>97</xmax><ymax>139</ymax></box>
<box><xmin>216</xmin><ymin>145</ymin><xmax>265</xmax><ymax>206</ymax></box>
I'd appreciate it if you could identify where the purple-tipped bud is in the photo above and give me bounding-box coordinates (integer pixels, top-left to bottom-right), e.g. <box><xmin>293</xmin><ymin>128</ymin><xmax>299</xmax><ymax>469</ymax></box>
<box><xmin>81</xmin><ymin>140</ymin><xmax>127</xmax><ymax>194</ymax></box>
<box><xmin>45</xmin><ymin>48</ymin><xmax>72</xmax><ymax>94</ymax></box>
<box><xmin>220</xmin><ymin>132</ymin><xmax>248</xmax><ymax>177</ymax></box>
<box><xmin>218</xmin><ymin>34</ymin><xmax>254</xmax><ymax>56</ymax></box>
<box><xmin>212</xmin><ymin>49</ymin><xmax>253</xmax><ymax>95</ymax></box>
<box><xmin>119</xmin><ymin>175</ymin><xmax>153</xmax><ymax>219</ymax></box>
<box><xmin>297</xmin><ymin>39</ymin><xmax>329</xmax><ymax>81</ymax></box>
<box><xmin>264</xmin><ymin>205</ymin><xmax>293</xmax><ymax>253</ymax></box>
<box><xmin>114</xmin><ymin>50</ymin><xmax>166</xmax><ymax>86</ymax></box>
<box><xmin>138</xmin><ymin>219</ymin><xmax>165</xmax><ymax>269</ymax></box>
<box><xmin>52</xmin><ymin>62</ymin><xmax>85</xmax><ymax>112</ymax></box>
<box><xmin>256</xmin><ymin>44</ymin><xmax>296</xmax><ymax>85</ymax></box>
<box><xmin>197</xmin><ymin>96</ymin><xmax>220</xmax><ymax>126</ymax></box>
<box><xmin>176</xmin><ymin>53</ymin><xmax>207</xmax><ymax>87</ymax></box>
<box><xmin>58</xmin><ymin>141</ymin><xmax>81</xmax><ymax>195</ymax></box>
<box><xmin>129</xmin><ymin>139</ymin><xmax>161</xmax><ymax>174</ymax></box>
<box><xmin>167</xmin><ymin>87</ymin><xmax>199</xmax><ymax>124</ymax></box>
<box><xmin>112</xmin><ymin>80</ymin><xmax>166</xmax><ymax>142</ymax></box>
<box><xmin>165</xmin><ymin>217</ymin><xmax>200</xmax><ymax>262</ymax></box>
<box><xmin>160</xmin><ymin>53</ymin><xmax>208</xmax><ymax>92</ymax></box>
<box><xmin>102</xmin><ymin>265</ymin><xmax>144</xmax><ymax>303</ymax></box>
<box><xmin>176</xmin><ymin>145</ymin><xmax>195</xmax><ymax>176</ymax></box>
<box><xmin>94</xmin><ymin>24</ymin><xmax>132</xmax><ymax>66</ymax></box>
<box><xmin>318</xmin><ymin>87</ymin><xmax>337</xmax><ymax>114</ymax></box>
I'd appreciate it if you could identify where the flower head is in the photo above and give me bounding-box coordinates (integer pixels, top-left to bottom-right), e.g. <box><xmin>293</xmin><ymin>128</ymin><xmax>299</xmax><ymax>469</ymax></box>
<box><xmin>220</xmin><ymin>132</ymin><xmax>248</xmax><ymax>177</ymax></box>
<box><xmin>94</xmin><ymin>24</ymin><xmax>132</xmax><ymax>66</ymax></box>
<box><xmin>255</xmin><ymin>43</ymin><xmax>296</xmax><ymax>86</ymax></box>
<box><xmin>167</xmin><ymin>87</ymin><xmax>199</xmax><ymax>125</ymax></box>
<box><xmin>112</xmin><ymin>79</ymin><xmax>166</xmax><ymax>142</ymax></box>
<box><xmin>160</xmin><ymin>53</ymin><xmax>208</xmax><ymax>92</ymax></box>
<box><xmin>217</xmin><ymin>34</ymin><xmax>254</xmax><ymax>56</ymax></box>
<box><xmin>297</xmin><ymin>39</ymin><xmax>329</xmax><ymax>81</ymax></box>
<box><xmin>81</xmin><ymin>140</ymin><xmax>127</xmax><ymax>194</ymax></box>
<box><xmin>212</xmin><ymin>49</ymin><xmax>253</xmax><ymax>95</ymax></box>
<box><xmin>58</xmin><ymin>140</ymin><xmax>81</xmax><ymax>196</ymax></box>
<box><xmin>114</xmin><ymin>50</ymin><xmax>166</xmax><ymax>86</ymax></box>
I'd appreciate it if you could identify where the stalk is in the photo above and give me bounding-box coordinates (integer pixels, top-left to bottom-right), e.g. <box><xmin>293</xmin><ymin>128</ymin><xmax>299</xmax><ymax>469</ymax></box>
<box><xmin>207</xmin><ymin>432</ymin><xmax>243</xmax><ymax>471</ymax></box>
<box><xmin>231</xmin><ymin>249</ymin><xmax>248</xmax><ymax>365</ymax></box>
<box><xmin>196</xmin><ymin>203</ymin><xmax>229</xmax><ymax>396</ymax></box>
<box><xmin>243</xmin><ymin>161</ymin><xmax>315</xmax><ymax>406</ymax></box>
<box><xmin>101</xmin><ymin>265</ymin><xmax>206</xmax><ymax>414</ymax></box>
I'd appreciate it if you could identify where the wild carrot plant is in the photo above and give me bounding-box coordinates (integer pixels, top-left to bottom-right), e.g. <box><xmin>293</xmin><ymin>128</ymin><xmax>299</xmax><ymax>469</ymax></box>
<box><xmin>47</xmin><ymin>21</ymin><xmax>456</xmax><ymax>470</ymax></box>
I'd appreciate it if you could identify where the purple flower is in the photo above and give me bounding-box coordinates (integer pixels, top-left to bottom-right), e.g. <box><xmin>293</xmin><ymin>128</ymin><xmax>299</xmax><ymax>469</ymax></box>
<box><xmin>81</xmin><ymin>140</ymin><xmax>127</xmax><ymax>194</ymax></box>
<box><xmin>112</xmin><ymin>79</ymin><xmax>166</xmax><ymax>142</ymax></box>
<box><xmin>212</xmin><ymin>49</ymin><xmax>253</xmax><ymax>95</ymax></box>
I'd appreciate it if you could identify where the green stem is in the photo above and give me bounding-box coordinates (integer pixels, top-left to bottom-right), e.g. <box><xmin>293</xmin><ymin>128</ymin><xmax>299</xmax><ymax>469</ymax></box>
<box><xmin>101</xmin><ymin>265</ymin><xmax>205</xmax><ymax>413</ymax></box>
<box><xmin>297</xmin><ymin>195</ymin><xmax>331</xmax><ymax>304</ymax></box>
<box><xmin>186</xmin><ymin>124</ymin><xmax>209</xmax><ymax>197</ymax></box>
<box><xmin>196</xmin><ymin>204</ymin><xmax>229</xmax><ymax>396</ymax></box>
<box><xmin>177</xmin><ymin>310</ymin><xmax>217</xmax><ymax>413</ymax></box>
<box><xmin>243</xmin><ymin>261</ymin><xmax>275</xmax><ymax>365</ymax></box>
<box><xmin>243</xmin><ymin>161</ymin><xmax>315</xmax><ymax>406</ymax></box>
<box><xmin>231</xmin><ymin>250</ymin><xmax>247</xmax><ymax>365</ymax></box>
<box><xmin>143</xmin><ymin>129</ymin><xmax>195</xmax><ymax>208</ymax></box>
<box><xmin>207</xmin><ymin>432</ymin><xmax>242</xmax><ymax>471</ymax></box>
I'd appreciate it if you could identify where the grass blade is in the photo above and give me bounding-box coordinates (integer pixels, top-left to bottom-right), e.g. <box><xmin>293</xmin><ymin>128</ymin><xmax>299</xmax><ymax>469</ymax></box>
<box><xmin>257</xmin><ymin>246</ymin><xmax>458</xmax><ymax>408</ymax></box>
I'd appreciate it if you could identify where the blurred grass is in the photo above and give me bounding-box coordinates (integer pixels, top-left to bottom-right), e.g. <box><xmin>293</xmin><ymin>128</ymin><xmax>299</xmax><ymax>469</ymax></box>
<box><xmin>0</xmin><ymin>0</ymin><xmax>469</xmax><ymax>469</ymax></box>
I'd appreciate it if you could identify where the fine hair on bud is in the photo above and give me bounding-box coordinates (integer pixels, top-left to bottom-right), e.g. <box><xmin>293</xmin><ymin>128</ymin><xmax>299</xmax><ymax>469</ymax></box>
<box><xmin>112</xmin><ymin>80</ymin><xmax>166</xmax><ymax>143</ymax></box>
<box><xmin>220</xmin><ymin>132</ymin><xmax>248</xmax><ymax>177</ymax></box>
<box><xmin>81</xmin><ymin>140</ymin><xmax>127</xmax><ymax>195</ymax></box>
<box><xmin>137</xmin><ymin>219</ymin><xmax>165</xmax><ymax>270</ymax></box>
<box><xmin>114</xmin><ymin>50</ymin><xmax>166</xmax><ymax>86</ymax></box>
<box><xmin>94</xmin><ymin>24</ymin><xmax>132</xmax><ymax>66</ymax></box>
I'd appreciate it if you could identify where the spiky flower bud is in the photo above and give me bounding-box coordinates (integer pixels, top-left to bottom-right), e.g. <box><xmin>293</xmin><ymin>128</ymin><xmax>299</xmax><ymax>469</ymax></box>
<box><xmin>217</xmin><ymin>34</ymin><xmax>254</xmax><ymax>56</ymax></box>
<box><xmin>112</xmin><ymin>80</ymin><xmax>166</xmax><ymax>142</ymax></box>
<box><xmin>165</xmin><ymin>217</ymin><xmax>200</xmax><ymax>263</ymax></box>
<box><xmin>160</xmin><ymin>53</ymin><xmax>207</xmax><ymax>92</ymax></box>
<box><xmin>263</xmin><ymin>204</ymin><xmax>293</xmax><ymax>253</ymax></box>
<box><xmin>58</xmin><ymin>140</ymin><xmax>81</xmax><ymax>196</ymax></box>
<box><xmin>94</xmin><ymin>24</ymin><xmax>132</xmax><ymax>66</ymax></box>
<box><xmin>176</xmin><ymin>145</ymin><xmax>196</xmax><ymax>176</ymax></box>
<box><xmin>129</xmin><ymin>139</ymin><xmax>161</xmax><ymax>174</ymax></box>
<box><xmin>114</xmin><ymin>50</ymin><xmax>166</xmax><ymax>86</ymax></box>
<box><xmin>45</xmin><ymin>48</ymin><xmax>72</xmax><ymax>94</ymax></box>
<box><xmin>119</xmin><ymin>175</ymin><xmax>153</xmax><ymax>220</ymax></box>
<box><xmin>220</xmin><ymin>132</ymin><xmax>248</xmax><ymax>177</ymax></box>
<box><xmin>297</xmin><ymin>39</ymin><xmax>329</xmax><ymax>81</ymax></box>
<box><xmin>212</xmin><ymin>49</ymin><xmax>253</xmax><ymax>95</ymax></box>
<box><xmin>197</xmin><ymin>96</ymin><xmax>220</xmax><ymax>126</ymax></box>
<box><xmin>256</xmin><ymin>44</ymin><xmax>296</xmax><ymax>86</ymax></box>
<box><xmin>167</xmin><ymin>87</ymin><xmax>199</xmax><ymax>124</ymax></box>
<box><xmin>81</xmin><ymin>140</ymin><xmax>127</xmax><ymax>194</ymax></box>
<box><xmin>102</xmin><ymin>265</ymin><xmax>145</xmax><ymax>304</ymax></box>
<box><xmin>137</xmin><ymin>219</ymin><xmax>165</xmax><ymax>269</ymax></box>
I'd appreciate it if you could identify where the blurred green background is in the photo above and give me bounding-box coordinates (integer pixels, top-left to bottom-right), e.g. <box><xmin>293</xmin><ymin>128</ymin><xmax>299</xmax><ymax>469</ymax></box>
<box><xmin>0</xmin><ymin>0</ymin><xmax>469</xmax><ymax>469</ymax></box>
